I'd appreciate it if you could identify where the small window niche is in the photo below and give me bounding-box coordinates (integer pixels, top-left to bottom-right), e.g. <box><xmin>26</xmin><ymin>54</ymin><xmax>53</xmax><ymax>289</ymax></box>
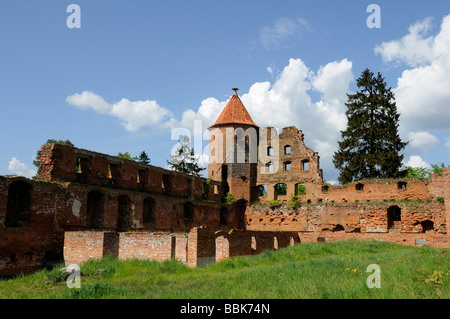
<box><xmin>162</xmin><ymin>174</ymin><xmax>172</xmax><ymax>195</ymax></box>
<box><xmin>137</xmin><ymin>169</ymin><xmax>148</xmax><ymax>188</ymax></box>
<box><xmin>284</xmin><ymin>161</ymin><xmax>291</xmax><ymax>172</ymax></box>
<box><xmin>397</xmin><ymin>181</ymin><xmax>407</xmax><ymax>190</ymax></box>
<box><xmin>284</xmin><ymin>145</ymin><xmax>291</xmax><ymax>155</ymax></box>
<box><xmin>301</xmin><ymin>160</ymin><xmax>309</xmax><ymax>171</ymax></box>
<box><xmin>220</xmin><ymin>207</ymin><xmax>228</xmax><ymax>226</ymax></box>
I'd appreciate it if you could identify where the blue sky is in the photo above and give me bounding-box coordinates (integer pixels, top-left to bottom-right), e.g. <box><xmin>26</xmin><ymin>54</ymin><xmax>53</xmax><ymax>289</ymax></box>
<box><xmin>1</xmin><ymin>0</ymin><xmax>449</xmax><ymax>183</ymax></box>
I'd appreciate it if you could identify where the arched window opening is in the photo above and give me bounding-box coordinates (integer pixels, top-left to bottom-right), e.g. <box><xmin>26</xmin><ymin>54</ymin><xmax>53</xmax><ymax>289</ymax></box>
<box><xmin>421</xmin><ymin>220</ymin><xmax>434</xmax><ymax>233</ymax></box>
<box><xmin>387</xmin><ymin>205</ymin><xmax>401</xmax><ymax>229</ymax></box>
<box><xmin>220</xmin><ymin>207</ymin><xmax>228</xmax><ymax>226</ymax></box>
<box><xmin>117</xmin><ymin>195</ymin><xmax>130</xmax><ymax>232</ymax></box>
<box><xmin>86</xmin><ymin>191</ymin><xmax>104</xmax><ymax>230</ymax></box>
<box><xmin>184</xmin><ymin>202</ymin><xmax>194</xmax><ymax>224</ymax></box>
<box><xmin>274</xmin><ymin>183</ymin><xmax>287</xmax><ymax>199</ymax></box>
<box><xmin>5</xmin><ymin>181</ymin><xmax>33</xmax><ymax>228</ymax></box>
<box><xmin>355</xmin><ymin>183</ymin><xmax>364</xmax><ymax>191</ymax></box>
<box><xmin>295</xmin><ymin>183</ymin><xmax>306</xmax><ymax>195</ymax></box>
<box><xmin>143</xmin><ymin>197</ymin><xmax>156</xmax><ymax>228</ymax></box>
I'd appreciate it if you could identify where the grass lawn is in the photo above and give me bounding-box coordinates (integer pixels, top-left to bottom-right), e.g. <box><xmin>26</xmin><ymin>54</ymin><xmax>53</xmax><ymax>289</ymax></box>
<box><xmin>0</xmin><ymin>239</ymin><xmax>448</xmax><ymax>299</ymax></box>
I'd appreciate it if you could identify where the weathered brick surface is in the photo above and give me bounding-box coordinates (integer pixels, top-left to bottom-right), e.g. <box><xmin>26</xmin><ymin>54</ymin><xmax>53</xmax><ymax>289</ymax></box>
<box><xmin>63</xmin><ymin>227</ymin><xmax>300</xmax><ymax>267</ymax></box>
<box><xmin>0</xmin><ymin>145</ymin><xmax>236</xmax><ymax>276</ymax></box>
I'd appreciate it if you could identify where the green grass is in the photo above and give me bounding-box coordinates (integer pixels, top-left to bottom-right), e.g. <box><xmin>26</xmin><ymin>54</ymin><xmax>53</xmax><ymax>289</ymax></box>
<box><xmin>0</xmin><ymin>240</ymin><xmax>448</xmax><ymax>299</ymax></box>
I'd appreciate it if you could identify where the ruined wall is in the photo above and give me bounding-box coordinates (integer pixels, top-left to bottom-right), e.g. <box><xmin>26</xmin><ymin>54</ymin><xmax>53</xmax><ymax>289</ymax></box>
<box><xmin>63</xmin><ymin>227</ymin><xmax>300</xmax><ymax>268</ymax></box>
<box><xmin>0</xmin><ymin>144</ymin><xmax>238</xmax><ymax>276</ymax></box>
<box><xmin>256</xmin><ymin>126</ymin><xmax>323</xmax><ymax>203</ymax></box>
<box><xmin>64</xmin><ymin>231</ymin><xmax>189</xmax><ymax>265</ymax></box>
<box><xmin>39</xmin><ymin>143</ymin><xmax>224</xmax><ymax>202</ymax></box>
<box><xmin>0</xmin><ymin>176</ymin><xmax>67</xmax><ymax>276</ymax></box>
<box><xmin>245</xmin><ymin>201</ymin><xmax>447</xmax><ymax>247</ymax></box>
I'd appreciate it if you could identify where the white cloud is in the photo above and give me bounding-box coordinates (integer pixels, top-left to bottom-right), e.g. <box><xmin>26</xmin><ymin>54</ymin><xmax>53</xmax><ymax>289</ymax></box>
<box><xmin>259</xmin><ymin>17</ymin><xmax>310</xmax><ymax>50</ymax></box>
<box><xmin>110</xmin><ymin>98</ymin><xmax>174</xmax><ymax>132</ymax></box>
<box><xmin>66</xmin><ymin>91</ymin><xmax>111</xmax><ymax>114</ymax></box>
<box><xmin>374</xmin><ymin>17</ymin><xmax>436</xmax><ymax>67</ymax></box>
<box><xmin>8</xmin><ymin>158</ymin><xmax>36</xmax><ymax>178</ymax></box>
<box><xmin>445</xmin><ymin>137</ymin><xmax>450</xmax><ymax>152</ymax></box>
<box><xmin>66</xmin><ymin>91</ymin><xmax>173</xmax><ymax>132</ymax></box>
<box><xmin>67</xmin><ymin>58</ymin><xmax>354</xmax><ymax>180</ymax></box>
<box><xmin>404</xmin><ymin>155</ymin><xmax>431</xmax><ymax>169</ymax></box>
<box><xmin>407</xmin><ymin>131</ymin><xmax>439</xmax><ymax>153</ymax></box>
<box><xmin>375</xmin><ymin>14</ymin><xmax>450</xmax><ymax>131</ymax></box>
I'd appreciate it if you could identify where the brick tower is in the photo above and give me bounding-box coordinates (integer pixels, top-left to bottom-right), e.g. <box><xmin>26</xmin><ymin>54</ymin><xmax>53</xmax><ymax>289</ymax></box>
<box><xmin>208</xmin><ymin>89</ymin><xmax>259</xmax><ymax>204</ymax></box>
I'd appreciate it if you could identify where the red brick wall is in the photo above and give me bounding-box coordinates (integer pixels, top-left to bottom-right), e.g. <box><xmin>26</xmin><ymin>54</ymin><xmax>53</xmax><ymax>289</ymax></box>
<box><xmin>118</xmin><ymin>232</ymin><xmax>174</xmax><ymax>261</ymax></box>
<box><xmin>0</xmin><ymin>176</ymin><xmax>67</xmax><ymax>276</ymax></box>
<box><xmin>296</xmin><ymin>231</ymin><xmax>447</xmax><ymax>248</ymax></box>
<box><xmin>245</xmin><ymin>202</ymin><xmax>447</xmax><ymax>247</ymax></box>
<box><xmin>64</xmin><ymin>231</ymin><xmax>189</xmax><ymax>265</ymax></box>
<box><xmin>63</xmin><ymin>231</ymin><xmax>106</xmax><ymax>264</ymax></box>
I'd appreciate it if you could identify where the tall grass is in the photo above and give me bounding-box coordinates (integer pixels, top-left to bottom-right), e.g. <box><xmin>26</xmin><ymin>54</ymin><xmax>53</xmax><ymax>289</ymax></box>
<box><xmin>0</xmin><ymin>240</ymin><xmax>447</xmax><ymax>299</ymax></box>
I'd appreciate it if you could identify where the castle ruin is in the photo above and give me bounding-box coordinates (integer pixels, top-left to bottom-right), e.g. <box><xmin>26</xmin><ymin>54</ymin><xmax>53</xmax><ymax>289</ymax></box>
<box><xmin>0</xmin><ymin>90</ymin><xmax>448</xmax><ymax>276</ymax></box>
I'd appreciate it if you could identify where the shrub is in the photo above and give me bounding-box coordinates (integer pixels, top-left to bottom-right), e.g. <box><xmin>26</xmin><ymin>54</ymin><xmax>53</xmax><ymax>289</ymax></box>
<box><xmin>266</xmin><ymin>199</ymin><xmax>281</xmax><ymax>209</ymax></box>
<box><xmin>290</xmin><ymin>193</ymin><xmax>302</xmax><ymax>209</ymax></box>
<box><xmin>225</xmin><ymin>193</ymin><xmax>236</xmax><ymax>205</ymax></box>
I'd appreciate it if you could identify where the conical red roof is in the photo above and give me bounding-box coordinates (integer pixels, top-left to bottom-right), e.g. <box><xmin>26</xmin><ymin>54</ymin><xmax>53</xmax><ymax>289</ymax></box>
<box><xmin>208</xmin><ymin>91</ymin><xmax>259</xmax><ymax>128</ymax></box>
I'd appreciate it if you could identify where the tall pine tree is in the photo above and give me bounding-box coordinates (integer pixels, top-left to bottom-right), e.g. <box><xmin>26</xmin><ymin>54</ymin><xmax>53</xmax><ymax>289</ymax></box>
<box><xmin>167</xmin><ymin>135</ymin><xmax>205</xmax><ymax>177</ymax></box>
<box><xmin>333</xmin><ymin>69</ymin><xmax>408</xmax><ymax>184</ymax></box>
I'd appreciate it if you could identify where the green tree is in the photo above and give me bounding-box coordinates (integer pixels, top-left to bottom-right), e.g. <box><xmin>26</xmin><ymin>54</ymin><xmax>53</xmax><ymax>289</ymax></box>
<box><xmin>33</xmin><ymin>139</ymin><xmax>74</xmax><ymax>178</ymax></box>
<box><xmin>333</xmin><ymin>69</ymin><xmax>408</xmax><ymax>184</ymax></box>
<box><xmin>117</xmin><ymin>151</ymin><xmax>150</xmax><ymax>164</ymax></box>
<box><xmin>400</xmin><ymin>166</ymin><xmax>430</xmax><ymax>179</ymax></box>
<box><xmin>430</xmin><ymin>162</ymin><xmax>446</xmax><ymax>175</ymax></box>
<box><xmin>117</xmin><ymin>152</ymin><xmax>137</xmax><ymax>160</ymax></box>
<box><xmin>138</xmin><ymin>151</ymin><xmax>151</xmax><ymax>165</ymax></box>
<box><xmin>167</xmin><ymin>135</ymin><xmax>205</xmax><ymax>177</ymax></box>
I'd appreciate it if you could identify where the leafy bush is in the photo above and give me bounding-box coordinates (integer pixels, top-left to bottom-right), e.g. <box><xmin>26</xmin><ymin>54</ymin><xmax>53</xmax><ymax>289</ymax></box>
<box><xmin>290</xmin><ymin>193</ymin><xmax>302</xmax><ymax>209</ymax></box>
<box><xmin>225</xmin><ymin>193</ymin><xmax>236</xmax><ymax>205</ymax></box>
<box><xmin>266</xmin><ymin>199</ymin><xmax>281</xmax><ymax>209</ymax></box>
